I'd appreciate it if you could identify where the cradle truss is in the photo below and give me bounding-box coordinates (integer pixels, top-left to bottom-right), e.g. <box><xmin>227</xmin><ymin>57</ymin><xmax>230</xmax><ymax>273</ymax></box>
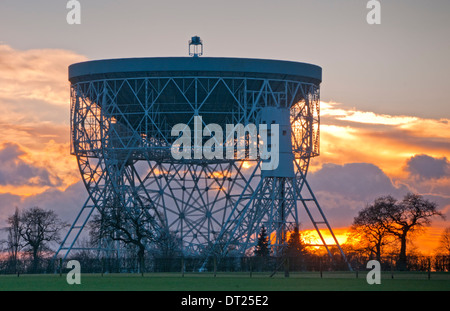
<box><xmin>55</xmin><ymin>73</ymin><xmax>350</xmax><ymax>269</ymax></box>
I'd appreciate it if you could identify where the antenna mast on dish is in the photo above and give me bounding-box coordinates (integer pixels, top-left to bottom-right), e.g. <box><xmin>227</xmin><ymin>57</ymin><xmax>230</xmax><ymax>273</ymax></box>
<box><xmin>189</xmin><ymin>36</ymin><xmax>203</xmax><ymax>57</ymax></box>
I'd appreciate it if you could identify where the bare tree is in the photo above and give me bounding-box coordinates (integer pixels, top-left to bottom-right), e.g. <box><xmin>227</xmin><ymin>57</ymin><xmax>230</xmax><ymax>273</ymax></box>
<box><xmin>154</xmin><ymin>230</ymin><xmax>182</xmax><ymax>258</ymax></box>
<box><xmin>6</xmin><ymin>207</ymin><xmax>22</xmax><ymax>262</ymax></box>
<box><xmin>436</xmin><ymin>227</ymin><xmax>450</xmax><ymax>256</ymax></box>
<box><xmin>351</xmin><ymin>193</ymin><xmax>444</xmax><ymax>269</ymax></box>
<box><xmin>387</xmin><ymin>193</ymin><xmax>444</xmax><ymax>270</ymax></box>
<box><xmin>19</xmin><ymin>206</ymin><xmax>68</xmax><ymax>272</ymax></box>
<box><xmin>90</xmin><ymin>199</ymin><xmax>156</xmax><ymax>273</ymax></box>
<box><xmin>351</xmin><ymin>196</ymin><xmax>396</xmax><ymax>261</ymax></box>
<box><xmin>0</xmin><ymin>207</ymin><xmax>23</xmax><ymax>273</ymax></box>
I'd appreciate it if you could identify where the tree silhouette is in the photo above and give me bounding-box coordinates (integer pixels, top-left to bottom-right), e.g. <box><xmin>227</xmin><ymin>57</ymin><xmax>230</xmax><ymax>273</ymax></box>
<box><xmin>2</xmin><ymin>207</ymin><xmax>22</xmax><ymax>273</ymax></box>
<box><xmin>351</xmin><ymin>196</ymin><xmax>396</xmax><ymax>261</ymax></box>
<box><xmin>6</xmin><ymin>208</ymin><xmax>22</xmax><ymax>259</ymax></box>
<box><xmin>90</xmin><ymin>198</ymin><xmax>156</xmax><ymax>274</ymax></box>
<box><xmin>254</xmin><ymin>226</ymin><xmax>270</xmax><ymax>257</ymax></box>
<box><xmin>352</xmin><ymin>193</ymin><xmax>444</xmax><ymax>270</ymax></box>
<box><xmin>387</xmin><ymin>193</ymin><xmax>444</xmax><ymax>270</ymax></box>
<box><xmin>436</xmin><ymin>227</ymin><xmax>450</xmax><ymax>256</ymax></box>
<box><xmin>19</xmin><ymin>207</ymin><xmax>67</xmax><ymax>272</ymax></box>
<box><xmin>285</xmin><ymin>225</ymin><xmax>306</xmax><ymax>257</ymax></box>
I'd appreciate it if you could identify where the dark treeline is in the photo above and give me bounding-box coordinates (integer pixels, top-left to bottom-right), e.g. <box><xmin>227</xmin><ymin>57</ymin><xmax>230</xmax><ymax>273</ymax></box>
<box><xmin>1</xmin><ymin>254</ymin><xmax>449</xmax><ymax>275</ymax></box>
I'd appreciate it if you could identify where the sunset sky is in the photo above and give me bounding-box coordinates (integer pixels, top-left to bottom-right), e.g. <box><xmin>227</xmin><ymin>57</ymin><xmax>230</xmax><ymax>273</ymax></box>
<box><xmin>0</xmin><ymin>0</ymin><xmax>449</xmax><ymax>254</ymax></box>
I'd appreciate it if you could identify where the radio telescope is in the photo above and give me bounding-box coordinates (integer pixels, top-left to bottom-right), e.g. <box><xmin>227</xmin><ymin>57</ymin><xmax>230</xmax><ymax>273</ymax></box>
<box><xmin>56</xmin><ymin>37</ymin><xmax>348</xmax><ymax>267</ymax></box>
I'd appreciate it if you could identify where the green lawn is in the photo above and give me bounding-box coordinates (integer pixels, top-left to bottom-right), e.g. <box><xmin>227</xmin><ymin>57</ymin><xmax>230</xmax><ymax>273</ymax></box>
<box><xmin>1</xmin><ymin>272</ymin><xmax>450</xmax><ymax>291</ymax></box>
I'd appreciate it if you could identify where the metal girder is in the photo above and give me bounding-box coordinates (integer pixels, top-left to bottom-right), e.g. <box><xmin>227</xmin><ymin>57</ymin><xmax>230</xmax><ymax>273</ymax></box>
<box><xmin>55</xmin><ymin>74</ymin><xmax>349</xmax><ymax>270</ymax></box>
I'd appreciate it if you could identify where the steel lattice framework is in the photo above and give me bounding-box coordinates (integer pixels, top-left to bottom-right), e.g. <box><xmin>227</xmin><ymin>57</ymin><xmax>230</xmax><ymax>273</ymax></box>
<box><xmin>55</xmin><ymin>57</ymin><xmax>348</xmax><ymax>268</ymax></box>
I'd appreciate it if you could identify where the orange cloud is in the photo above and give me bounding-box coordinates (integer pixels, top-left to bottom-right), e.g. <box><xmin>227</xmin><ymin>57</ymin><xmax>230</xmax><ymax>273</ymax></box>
<box><xmin>0</xmin><ymin>44</ymin><xmax>87</xmax><ymax>107</ymax></box>
<box><xmin>0</xmin><ymin>44</ymin><xmax>86</xmax><ymax>196</ymax></box>
<box><xmin>315</xmin><ymin>101</ymin><xmax>450</xmax><ymax>179</ymax></box>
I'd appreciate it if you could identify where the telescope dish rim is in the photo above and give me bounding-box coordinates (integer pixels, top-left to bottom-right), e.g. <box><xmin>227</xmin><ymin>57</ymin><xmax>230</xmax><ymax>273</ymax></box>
<box><xmin>68</xmin><ymin>57</ymin><xmax>322</xmax><ymax>84</ymax></box>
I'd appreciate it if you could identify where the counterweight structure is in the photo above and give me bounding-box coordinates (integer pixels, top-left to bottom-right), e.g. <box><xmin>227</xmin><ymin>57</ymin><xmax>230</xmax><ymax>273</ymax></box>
<box><xmin>56</xmin><ymin>56</ymin><xmax>348</xmax><ymax>267</ymax></box>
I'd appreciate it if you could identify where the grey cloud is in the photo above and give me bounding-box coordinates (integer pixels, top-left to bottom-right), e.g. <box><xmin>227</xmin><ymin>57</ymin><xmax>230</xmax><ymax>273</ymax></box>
<box><xmin>406</xmin><ymin>154</ymin><xmax>450</xmax><ymax>180</ymax></box>
<box><xmin>0</xmin><ymin>142</ymin><xmax>62</xmax><ymax>187</ymax></box>
<box><xmin>304</xmin><ymin>162</ymin><xmax>410</xmax><ymax>228</ymax></box>
<box><xmin>21</xmin><ymin>181</ymin><xmax>87</xmax><ymax>223</ymax></box>
<box><xmin>309</xmin><ymin>162</ymin><xmax>409</xmax><ymax>202</ymax></box>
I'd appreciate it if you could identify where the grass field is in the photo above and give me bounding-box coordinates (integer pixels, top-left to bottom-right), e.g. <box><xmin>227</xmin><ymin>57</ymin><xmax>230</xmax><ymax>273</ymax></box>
<box><xmin>1</xmin><ymin>272</ymin><xmax>450</xmax><ymax>291</ymax></box>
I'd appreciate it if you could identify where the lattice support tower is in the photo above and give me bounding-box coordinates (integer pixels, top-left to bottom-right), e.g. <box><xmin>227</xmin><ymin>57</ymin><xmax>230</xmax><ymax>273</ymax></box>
<box><xmin>54</xmin><ymin>55</ymin><xmax>350</xmax><ymax>270</ymax></box>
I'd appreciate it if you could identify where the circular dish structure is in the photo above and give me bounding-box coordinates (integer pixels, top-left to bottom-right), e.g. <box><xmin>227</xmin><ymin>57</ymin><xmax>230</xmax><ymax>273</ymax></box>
<box><xmin>59</xmin><ymin>56</ymin><xmax>347</xmax><ymax>265</ymax></box>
